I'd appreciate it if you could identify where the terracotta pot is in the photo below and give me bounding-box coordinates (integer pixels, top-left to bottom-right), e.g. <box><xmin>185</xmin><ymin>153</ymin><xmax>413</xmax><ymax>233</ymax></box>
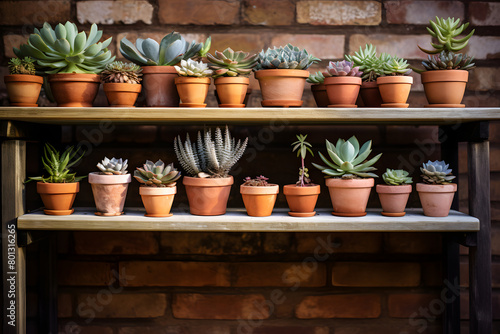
<box><xmin>254</xmin><ymin>69</ymin><xmax>309</xmax><ymax>107</ymax></box>
<box><xmin>4</xmin><ymin>74</ymin><xmax>43</xmax><ymax>107</ymax></box>
<box><xmin>215</xmin><ymin>87</ymin><xmax>252</xmax><ymax>106</ymax></box>
<box><xmin>141</xmin><ymin>66</ymin><xmax>179</xmax><ymax>107</ymax></box>
<box><xmin>421</xmin><ymin>70</ymin><xmax>469</xmax><ymax>108</ymax></box>
<box><xmin>323</xmin><ymin>76</ymin><xmax>362</xmax><ymax>108</ymax></box>
<box><xmin>139</xmin><ymin>186</ymin><xmax>176</xmax><ymax>217</ymax></box>
<box><xmin>417</xmin><ymin>183</ymin><xmax>457</xmax><ymax>217</ymax></box>
<box><xmin>377</xmin><ymin>76</ymin><xmax>413</xmax><ymax>108</ymax></box>
<box><xmin>103</xmin><ymin>83</ymin><xmax>141</xmax><ymax>107</ymax></box>
<box><xmin>376</xmin><ymin>184</ymin><xmax>412</xmax><ymax>217</ymax></box>
<box><xmin>283</xmin><ymin>184</ymin><xmax>321</xmax><ymax>217</ymax></box>
<box><xmin>37</xmin><ymin>182</ymin><xmax>79</xmax><ymax>215</ymax></box>
<box><xmin>311</xmin><ymin>84</ymin><xmax>329</xmax><ymax>107</ymax></box>
<box><xmin>325</xmin><ymin>178</ymin><xmax>374</xmax><ymax>216</ymax></box>
<box><xmin>48</xmin><ymin>73</ymin><xmax>100</xmax><ymax>107</ymax></box>
<box><xmin>214</xmin><ymin>77</ymin><xmax>249</xmax><ymax>107</ymax></box>
<box><xmin>88</xmin><ymin>172</ymin><xmax>131</xmax><ymax>216</ymax></box>
<box><xmin>175</xmin><ymin>77</ymin><xmax>211</xmax><ymax>107</ymax></box>
<box><xmin>240</xmin><ymin>184</ymin><xmax>279</xmax><ymax>217</ymax></box>
<box><xmin>183</xmin><ymin>176</ymin><xmax>233</xmax><ymax>215</ymax></box>
<box><xmin>360</xmin><ymin>81</ymin><xmax>383</xmax><ymax>107</ymax></box>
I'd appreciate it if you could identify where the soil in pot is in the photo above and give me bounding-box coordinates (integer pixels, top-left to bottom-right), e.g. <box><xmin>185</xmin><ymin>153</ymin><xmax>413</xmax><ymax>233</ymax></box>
<box><xmin>214</xmin><ymin>77</ymin><xmax>249</xmax><ymax>107</ymax></box>
<box><xmin>103</xmin><ymin>83</ymin><xmax>141</xmax><ymax>107</ymax></box>
<box><xmin>417</xmin><ymin>183</ymin><xmax>457</xmax><ymax>217</ymax></box>
<box><xmin>376</xmin><ymin>184</ymin><xmax>412</xmax><ymax>217</ymax></box>
<box><xmin>183</xmin><ymin>176</ymin><xmax>233</xmax><ymax>216</ymax></box>
<box><xmin>254</xmin><ymin>69</ymin><xmax>309</xmax><ymax>107</ymax></box>
<box><xmin>88</xmin><ymin>173</ymin><xmax>131</xmax><ymax>216</ymax></box>
<box><xmin>141</xmin><ymin>66</ymin><xmax>179</xmax><ymax>107</ymax></box>
<box><xmin>175</xmin><ymin>77</ymin><xmax>211</xmax><ymax>108</ymax></box>
<box><xmin>139</xmin><ymin>186</ymin><xmax>176</xmax><ymax>217</ymax></box>
<box><xmin>377</xmin><ymin>76</ymin><xmax>413</xmax><ymax>108</ymax></box>
<box><xmin>37</xmin><ymin>182</ymin><xmax>79</xmax><ymax>215</ymax></box>
<box><xmin>421</xmin><ymin>70</ymin><xmax>468</xmax><ymax>108</ymax></box>
<box><xmin>240</xmin><ymin>184</ymin><xmax>279</xmax><ymax>217</ymax></box>
<box><xmin>324</xmin><ymin>76</ymin><xmax>362</xmax><ymax>108</ymax></box>
<box><xmin>311</xmin><ymin>84</ymin><xmax>329</xmax><ymax>107</ymax></box>
<box><xmin>48</xmin><ymin>73</ymin><xmax>100</xmax><ymax>107</ymax></box>
<box><xmin>325</xmin><ymin>178</ymin><xmax>374</xmax><ymax>216</ymax></box>
<box><xmin>4</xmin><ymin>74</ymin><xmax>43</xmax><ymax>107</ymax></box>
<box><xmin>360</xmin><ymin>81</ymin><xmax>383</xmax><ymax>107</ymax></box>
<box><xmin>283</xmin><ymin>184</ymin><xmax>321</xmax><ymax>217</ymax></box>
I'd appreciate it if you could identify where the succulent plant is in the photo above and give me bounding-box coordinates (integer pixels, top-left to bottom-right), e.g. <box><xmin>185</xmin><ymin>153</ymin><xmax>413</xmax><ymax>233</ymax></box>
<box><xmin>174</xmin><ymin>59</ymin><xmax>213</xmax><ymax>77</ymax></box>
<box><xmin>381</xmin><ymin>56</ymin><xmax>412</xmax><ymax>76</ymax></box>
<box><xmin>27</xmin><ymin>143</ymin><xmax>86</xmax><ymax>183</ymax></box>
<box><xmin>306</xmin><ymin>71</ymin><xmax>325</xmax><ymax>84</ymax></box>
<box><xmin>97</xmin><ymin>157</ymin><xmax>129</xmax><ymax>175</ymax></box>
<box><xmin>420</xmin><ymin>160</ymin><xmax>456</xmax><ymax>185</ymax></box>
<box><xmin>323</xmin><ymin>60</ymin><xmax>363</xmax><ymax>77</ymax></box>
<box><xmin>292</xmin><ymin>134</ymin><xmax>314</xmax><ymax>186</ymax></box>
<box><xmin>207</xmin><ymin>48</ymin><xmax>258</xmax><ymax>78</ymax></box>
<box><xmin>312</xmin><ymin>136</ymin><xmax>382</xmax><ymax>179</ymax></box>
<box><xmin>242</xmin><ymin>175</ymin><xmax>271</xmax><ymax>186</ymax></box>
<box><xmin>174</xmin><ymin>126</ymin><xmax>248</xmax><ymax>178</ymax></box>
<box><xmin>421</xmin><ymin>50</ymin><xmax>475</xmax><ymax>71</ymax></box>
<box><xmin>134</xmin><ymin>160</ymin><xmax>181</xmax><ymax>187</ymax></box>
<box><xmin>120</xmin><ymin>32</ymin><xmax>210</xmax><ymax>67</ymax></box>
<box><xmin>346</xmin><ymin>44</ymin><xmax>382</xmax><ymax>82</ymax></box>
<box><xmin>100</xmin><ymin>61</ymin><xmax>142</xmax><ymax>84</ymax></box>
<box><xmin>419</xmin><ymin>17</ymin><xmax>475</xmax><ymax>55</ymax></box>
<box><xmin>14</xmin><ymin>22</ymin><xmax>114</xmax><ymax>74</ymax></box>
<box><xmin>382</xmin><ymin>169</ymin><xmax>413</xmax><ymax>185</ymax></box>
<box><xmin>8</xmin><ymin>57</ymin><xmax>36</xmax><ymax>75</ymax></box>
<box><xmin>254</xmin><ymin>43</ymin><xmax>320</xmax><ymax>70</ymax></box>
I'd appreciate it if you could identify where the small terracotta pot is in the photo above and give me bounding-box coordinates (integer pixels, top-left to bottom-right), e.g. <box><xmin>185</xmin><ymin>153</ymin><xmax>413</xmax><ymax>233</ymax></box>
<box><xmin>421</xmin><ymin>70</ymin><xmax>469</xmax><ymax>108</ymax></box>
<box><xmin>311</xmin><ymin>84</ymin><xmax>329</xmax><ymax>107</ymax></box>
<box><xmin>48</xmin><ymin>73</ymin><xmax>100</xmax><ymax>107</ymax></box>
<box><xmin>214</xmin><ymin>77</ymin><xmax>249</xmax><ymax>107</ymax></box>
<box><xmin>175</xmin><ymin>77</ymin><xmax>211</xmax><ymax>107</ymax></box>
<box><xmin>214</xmin><ymin>87</ymin><xmax>252</xmax><ymax>106</ymax></box>
<box><xmin>417</xmin><ymin>183</ymin><xmax>457</xmax><ymax>217</ymax></box>
<box><xmin>376</xmin><ymin>184</ymin><xmax>412</xmax><ymax>217</ymax></box>
<box><xmin>103</xmin><ymin>83</ymin><xmax>141</xmax><ymax>107</ymax></box>
<box><xmin>240</xmin><ymin>184</ymin><xmax>279</xmax><ymax>217</ymax></box>
<box><xmin>37</xmin><ymin>182</ymin><xmax>79</xmax><ymax>215</ymax></box>
<box><xmin>139</xmin><ymin>186</ymin><xmax>176</xmax><ymax>217</ymax></box>
<box><xmin>283</xmin><ymin>184</ymin><xmax>321</xmax><ymax>217</ymax></box>
<box><xmin>183</xmin><ymin>176</ymin><xmax>233</xmax><ymax>216</ymax></box>
<box><xmin>377</xmin><ymin>76</ymin><xmax>413</xmax><ymax>108</ymax></box>
<box><xmin>324</xmin><ymin>76</ymin><xmax>362</xmax><ymax>108</ymax></box>
<box><xmin>325</xmin><ymin>178</ymin><xmax>374</xmax><ymax>216</ymax></box>
<box><xmin>88</xmin><ymin>172</ymin><xmax>131</xmax><ymax>216</ymax></box>
<box><xmin>4</xmin><ymin>74</ymin><xmax>43</xmax><ymax>107</ymax></box>
<box><xmin>360</xmin><ymin>81</ymin><xmax>383</xmax><ymax>107</ymax></box>
<box><xmin>254</xmin><ymin>69</ymin><xmax>309</xmax><ymax>107</ymax></box>
<box><xmin>141</xmin><ymin>66</ymin><xmax>179</xmax><ymax>107</ymax></box>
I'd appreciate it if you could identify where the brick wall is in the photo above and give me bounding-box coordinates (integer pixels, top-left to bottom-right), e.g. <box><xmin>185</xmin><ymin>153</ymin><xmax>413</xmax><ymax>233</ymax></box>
<box><xmin>2</xmin><ymin>1</ymin><xmax>500</xmax><ymax>333</ymax></box>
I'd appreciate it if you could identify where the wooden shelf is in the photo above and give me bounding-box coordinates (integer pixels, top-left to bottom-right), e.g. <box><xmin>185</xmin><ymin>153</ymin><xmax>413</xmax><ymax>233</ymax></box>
<box><xmin>17</xmin><ymin>208</ymin><xmax>479</xmax><ymax>232</ymax></box>
<box><xmin>0</xmin><ymin>107</ymin><xmax>499</xmax><ymax>125</ymax></box>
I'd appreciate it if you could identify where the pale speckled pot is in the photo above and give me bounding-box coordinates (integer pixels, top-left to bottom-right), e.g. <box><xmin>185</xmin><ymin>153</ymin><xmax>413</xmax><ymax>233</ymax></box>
<box><xmin>89</xmin><ymin>172</ymin><xmax>131</xmax><ymax>216</ymax></box>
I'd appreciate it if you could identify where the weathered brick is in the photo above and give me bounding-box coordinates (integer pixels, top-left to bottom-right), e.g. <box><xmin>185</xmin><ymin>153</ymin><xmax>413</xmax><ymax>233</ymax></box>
<box><xmin>270</xmin><ymin>34</ymin><xmax>345</xmax><ymax>60</ymax></box>
<box><xmin>297</xmin><ymin>1</ymin><xmax>381</xmax><ymax>26</ymax></box>
<box><xmin>234</xmin><ymin>262</ymin><xmax>326</xmax><ymax>287</ymax></box>
<box><xmin>160</xmin><ymin>232</ymin><xmax>260</xmax><ymax>255</ymax></box>
<box><xmin>422</xmin><ymin>262</ymin><xmax>443</xmax><ymax>287</ymax></box>
<box><xmin>384</xmin><ymin>232</ymin><xmax>442</xmax><ymax>254</ymax></box>
<box><xmin>388</xmin><ymin>293</ymin><xmax>440</xmax><ymax>318</ymax></box>
<box><xmin>335</xmin><ymin>325</ymin><xmax>441</xmax><ymax>334</ymax></box>
<box><xmin>209</xmin><ymin>33</ymin><xmax>265</xmax><ymax>56</ymax></box>
<box><xmin>253</xmin><ymin>327</ymin><xmax>329</xmax><ymax>334</ymax></box>
<box><xmin>296</xmin><ymin>232</ymin><xmax>383</xmax><ymax>254</ymax></box>
<box><xmin>76</xmin><ymin>293</ymin><xmax>166</xmax><ymax>318</ymax></box>
<box><xmin>263</xmin><ymin>233</ymin><xmax>292</xmax><ymax>254</ymax></box>
<box><xmin>58</xmin><ymin>293</ymin><xmax>72</xmax><ymax>318</ymax></box>
<box><xmin>172</xmin><ymin>294</ymin><xmax>269</xmax><ymax>319</ymax></box>
<box><xmin>158</xmin><ymin>0</ymin><xmax>240</xmax><ymax>25</ymax></box>
<box><xmin>0</xmin><ymin>1</ymin><xmax>70</xmax><ymax>26</ymax></box>
<box><xmin>468</xmin><ymin>67</ymin><xmax>500</xmax><ymax>91</ymax></box>
<box><xmin>385</xmin><ymin>125</ymin><xmax>439</xmax><ymax>146</ymax></box>
<box><xmin>120</xmin><ymin>261</ymin><xmax>231</xmax><ymax>287</ymax></box>
<box><xmin>74</xmin><ymin>232</ymin><xmax>158</xmax><ymax>255</ymax></box>
<box><xmin>58</xmin><ymin>260</ymin><xmax>113</xmax><ymax>286</ymax></box>
<box><xmin>332</xmin><ymin>262</ymin><xmax>421</xmax><ymax>287</ymax></box>
<box><xmin>3</xmin><ymin>34</ymin><xmax>26</xmax><ymax>59</ymax></box>
<box><xmin>350</xmin><ymin>34</ymin><xmax>431</xmax><ymax>60</ymax></box>
<box><xmin>470</xmin><ymin>2</ymin><xmax>500</xmax><ymax>26</ymax></box>
<box><xmin>242</xmin><ymin>0</ymin><xmax>295</xmax><ymax>26</ymax></box>
<box><xmin>119</xmin><ymin>326</ymin><xmax>231</xmax><ymax>334</ymax></box>
<box><xmin>59</xmin><ymin>324</ymin><xmax>114</xmax><ymax>334</ymax></box>
<box><xmin>295</xmin><ymin>294</ymin><xmax>381</xmax><ymax>318</ymax></box>
<box><xmin>385</xmin><ymin>1</ymin><xmax>464</xmax><ymax>25</ymax></box>
<box><xmin>463</xmin><ymin>92</ymin><xmax>500</xmax><ymax>108</ymax></box>
<box><xmin>77</xmin><ymin>1</ymin><xmax>153</xmax><ymax>25</ymax></box>
<box><xmin>465</xmin><ymin>36</ymin><xmax>500</xmax><ymax>59</ymax></box>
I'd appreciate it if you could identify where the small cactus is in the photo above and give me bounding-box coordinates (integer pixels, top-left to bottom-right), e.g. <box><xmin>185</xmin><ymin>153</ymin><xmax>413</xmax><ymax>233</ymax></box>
<box><xmin>8</xmin><ymin>57</ymin><xmax>36</xmax><ymax>75</ymax></box>
<box><xmin>382</xmin><ymin>169</ymin><xmax>413</xmax><ymax>185</ymax></box>
<box><xmin>420</xmin><ymin>160</ymin><xmax>456</xmax><ymax>185</ymax></box>
<box><xmin>97</xmin><ymin>157</ymin><xmax>128</xmax><ymax>175</ymax></box>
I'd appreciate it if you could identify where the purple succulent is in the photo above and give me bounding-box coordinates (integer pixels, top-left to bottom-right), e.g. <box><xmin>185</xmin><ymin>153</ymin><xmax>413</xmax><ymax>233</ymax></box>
<box><xmin>323</xmin><ymin>60</ymin><xmax>363</xmax><ymax>77</ymax></box>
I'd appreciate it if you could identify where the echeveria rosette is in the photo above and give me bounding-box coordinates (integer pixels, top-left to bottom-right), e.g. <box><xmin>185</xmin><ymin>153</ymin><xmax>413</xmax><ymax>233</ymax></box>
<box><xmin>323</xmin><ymin>60</ymin><xmax>363</xmax><ymax>77</ymax></box>
<box><xmin>382</xmin><ymin>169</ymin><xmax>413</xmax><ymax>185</ymax></box>
<box><xmin>97</xmin><ymin>157</ymin><xmax>129</xmax><ymax>175</ymax></box>
<box><xmin>420</xmin><ymin>160</ymin><xmax>456</xmax><ymax>185</ymax></box>
<box><xmin>381</xmin><ymin>56</ymin><xmax>412</xmax><ymax>76</ymax></box>
<box><xmin>254</xmin><ymin>43</ymin><xmax>320</xmax><ymax>70</ymax></box>
<box><xmin>174</xmin><ymin>59</ymin><xmax>213</xmax><ymax>77</ymax></box>
<box><xmin>422</xmin><ymin>51</ymin><xmax>475</xmax><ymax>71</ymax></box>
<box><xmin>134</xmin><ymin>160</ymin><xmax>181</xmax><ymax>187</ymax></box>
<box><xmin>207</xmin><ymin>48</ymin><xmax>258</xmax><ymax>78</ymax></box>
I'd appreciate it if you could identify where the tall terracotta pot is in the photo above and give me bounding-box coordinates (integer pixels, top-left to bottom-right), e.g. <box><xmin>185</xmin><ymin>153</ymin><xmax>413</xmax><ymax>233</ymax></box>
<box><xmin>175</xmin><ymin>77</ymin><xmax>211</xmax><ymax>108</ymax></box>
<box><xmin>214</xmin><ymin>77</ymin><xmax>249</xmax><ymax>107</ymax></box>
<box><xmin>88</xmin><ymin>172</ymin><xmax>131</xmax><ymax>216</ymax></box>
<box><xmin>37</xmin><ymin>182</ymin><xmax>79</xmax><ymax>215</ymax></box>
<box><xmin>325</xmin><ymin>178</ymin><xmax>374</xmax><ymax>216</ymax></box>
<box><xmin>4</xmin><ymin>74</ymin><xmax>43</xmax><ymax>107</ymax></box>
<box><xmin>417</xmin><ymin>183</ymin><xmax>457</xmax><ymax>217</ymax></box>
<box><xmin>139</xmin><ymin>186</ymin><xmax>176</xmax><ymax>217</ymax></box>
<box><xmin>311</xmin><ymin>84</ymin><xmax>329</xmax><ymax>107</ymax></box>
<box><xmin>183</xmin><ymin>176</ymin><xmax>233</xmax><ymax>216</ymax></box>
<box><xmin>360</xmin><ymin>81</ymin><xmax>383</xmax><ymax>107</ymax></box>
<box><xmin>48</xmin><ymin>73</ymin><xmax>100</xmax><ymax>107</ymax></box>
<box><xmin>376</xmin><ymin>184</ymin><xmax>412</xmax><ymax>217</ymax></box>
<box><xmin>141</xmin><ymin>66</ymin><xmax>179</xmax><ymax>107</ymax></box>
<box><xmin>421</xmin><ymin>70</ymin><xmax>468</xmax><ymax>108</ymax></box>
<box><xmin>103</xmin><ymin>83</ymin><xmax>141</xmax><ymax>107</ymax></box>
<box><xmin>324</xmin><ymin>76</ymin><xmax>362</xmax><ymax>108</ymax></box>
<box><xmin>254</xmin><ymin>69</ymin><xmax>309</xmax><ymax>107</ymax></box>
<box><xmin>240</xmin><ymin>184</ymin><xmax>279</xmax><ymax>217</ymax></box>
<box><xmin>283</xmin><ymin>184</ymin><xmax>321</xmax><ymax>217</ymax></box>
<box><xmin>377</xmin><ymin>76</ymin><xmax>413</xmax><ymax>108</ymax></box>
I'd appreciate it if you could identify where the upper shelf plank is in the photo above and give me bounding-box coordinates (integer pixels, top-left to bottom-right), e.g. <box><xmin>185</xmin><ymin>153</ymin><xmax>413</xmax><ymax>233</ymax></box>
<box><xmin>17</xmin><ymin>208</ymin><xmax>479</xmax><ymax>232</ymax></box>
<box><xmin>0</xmin><ymin>107</ymin><xmax>499</xmax><ymax>125</ymax></box>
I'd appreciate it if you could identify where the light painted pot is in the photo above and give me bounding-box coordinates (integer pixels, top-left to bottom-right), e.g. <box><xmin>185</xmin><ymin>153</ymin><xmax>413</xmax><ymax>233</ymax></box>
<box><xmin>88</xmin><ymin>172</ymin><xmax>131</xmax><ymax>216</ymax></box>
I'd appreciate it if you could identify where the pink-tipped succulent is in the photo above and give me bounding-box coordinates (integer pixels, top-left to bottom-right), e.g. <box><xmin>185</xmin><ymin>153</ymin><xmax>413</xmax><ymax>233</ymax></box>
<box><xmin>323</xmin><ymin>60</ymin><xmax>363</xmax><ymax>77</ymax></box>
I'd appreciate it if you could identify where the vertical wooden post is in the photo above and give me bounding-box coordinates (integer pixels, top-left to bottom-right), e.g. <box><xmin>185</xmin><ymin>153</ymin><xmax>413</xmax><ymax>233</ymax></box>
<box><xmin>38</xmin><ymin>233</ymin><xmax>57</xmax><ymax>333</ymax></box>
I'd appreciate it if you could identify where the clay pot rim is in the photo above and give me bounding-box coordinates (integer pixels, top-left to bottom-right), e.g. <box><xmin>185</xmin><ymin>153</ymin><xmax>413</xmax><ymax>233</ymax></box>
<box><xmin>139</xmin><ymin>185</ymin><xmax>177</xmax><ymax>195</ymax></box>
<box><xmin>183</xmin><ymin>175</ymin><xmax>234</xmax><ymax>187</ymax></box>
<box><xmin>88</xmin><ymin>172</ymin><xmax>132</xmax><ymax>184</ymax></box>
<box><xmin>324</xmin><ymin>76</ymin><xmax>362</xmax><ymax>85</ymax></box>
<box><xmin>141</xmin><ymin>66</ymin><xmax>177</xmax><ymax>74</ymax></box>
<box><xmin>37</xmin><ymin>181</ymin><xmax>80</xmax><ymax>194</ymax></box>
<box><xmin>102</xmin><ymin>82</ymin><xmax>142</xmax><ymax>93</ymax></box>
<box><xmin>283</xmin><ymin>184</ymin><xmax>321</xmax><ymax>195</ymax></box>
<box><xmin>416</xmin><ymin>183</ymin><xmax>457</xmax><ymax>193</ymax></box>
<box><xmin>325</xmin><ymin>177</ymin><xmax>375</xmax><ymax>188</ymax></box>
<box><xmin>376</xmin><ymin>184</ymin><xmax>412</xmax><ymax>194</ymax></box>
<box><xmin>240</xmin><ymin>184</ymin><xmax>279</xmax><ymax>195</ymax></box>
<box><xmin>377</xmin><ymin>76</ymin><xmax>413</xmax><ymax>85</ymax></box>
<box><xmin>48</xmin><ymin>73</ymin><xmax>100</xmax><ymax>83</ymax></box>
<box><xmin>254</xmin><ymin>69</ymin><xmax>309</xmax><ymax>79</ymax></box>
<box><xmin>214</xmin><ymin>77</ymin><xmax>250</xmax><ymax>85</ymax></box>
<box><xmin>4</xmin><ymin>74</ymin><xmax>44</xmax><ymax>84</ymax></box>
<box><xmin>420</xmin><ymin>69</ymin><xmax>469</xmax><ymax>83</ymax></box>
<box><xmin>175</xmin><ymin>77</ymin><xmax>211</xmax><ymax>84</ymax></box>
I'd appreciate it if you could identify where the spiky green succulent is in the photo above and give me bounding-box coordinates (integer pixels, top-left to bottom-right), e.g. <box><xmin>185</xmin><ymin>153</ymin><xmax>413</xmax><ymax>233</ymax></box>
<box><xmin>345</xmin><ymin>44</ymin><xmax>382</xmax><ymax>82</ymax></box>
<box><xmin>306</xmin><ymin>71</ymin><xmax>325</xmax><ymax>84</ymax></box>
<box><xmin>8</xmin><ymin>57</ymin><xmax>36</xmax><ymax>75</ymax></box>
<box><xmin>174</xmin><ymin>59</ymin><xmax>213</xmax><ymax>77</ymax></box>
<box><xmin>207</xmin><ymin>48</ymin><xmax>258</xmax><ymax>78</ymax></box>
<box><xmin>420</xmin><ymin>160</ymin><xmax>456</xmax><ymax>185</ymax></box>
<box><xmin>97</xmin><ymin>157</ymin><xmax>128</xmax><ymax>175</ymax></box>
<box><xmin>419</xmin><ymin>17</ymin><xmax>475</xmax><ymax>55</ymax></box>
<box><xmin>323</xmin><ymin>60</ymin><xmax>363</xmax><ymax>77</ymax></box>
<box><xmin>381</xmin><ymin>56</ymin><xmax>412</xmax><ymax>76</ymax></box>
<box><xmin>254</xmin><ymin>43</ymin><xmax>320</xmax><ymax>70</ymax></box>
<box><xmin>101</xmin><ymin>61</ymin><xmax>142</xmax><ymax>84</ymax></box>
<box><xmin>14</xmin><ymin>22</ymin><xmax>114</xmax><ymax>74</ymax></box>
<box><xmin>382</xmin><ymin>169</ymin><xmax>413</xmax><ymax>185</ymax></box>
<box><xmin>312</xmin><ymin>136</ymin><xmax>382</xmax><ymax>179</ymax></box>
<box><xmin>421</xmin><ymin>51</ymin><xmax>475</xmax><ymax>71</ymax></box>
<box><xmin>134</xmin><ymin>160</ymin><xmax>181</xmax><ymax>187</ymax></box>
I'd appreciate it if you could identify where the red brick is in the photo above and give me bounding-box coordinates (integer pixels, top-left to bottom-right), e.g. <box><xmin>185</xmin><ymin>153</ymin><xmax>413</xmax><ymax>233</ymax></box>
<box><xmin>468</xmin><ymin>68</ymin><xmax>500</xmax><ymax>91</ymax></box>
<box><xmin>422</xmin><ymin>262</ymin><xmax>443</xmax><ymax>287</ymax></box>
<box><xmin>77</xmin><ymin>1</ymin><xmax>153</xmax><ymax>25</ymax></box>
<box><xmin>58</xmin><ymin>293</ymin><xmax>72</xmax><ymax>318</ymax></box>
<box><xmin>463</xmin><ymin>91</ymin><xmax>500</xmax><ymax>107</ymax></box>
<box><xmin>295</xmin><ymin>294</ymin><xmax>381</xmax><ymax>319</ymax></box>
<box><xmin>242</xmin><ymin>0</ymin><xmax>294</xmax><ymax>25</ymax></box>
<box><xmin>385</xmin><ymin>1</ymin><xmax>464</xmax><ymax>25</ymax></box>
<box><xmin>384</xmin><ymin>232</ymin><xmax>442</xmax><ymax>254</ymax></box>
<box><xmin>74</xmin><ymin>231</ymin><xmax>158</xmax><ymax>255</ymax></box>
<box><xmin>76</xmin><ymin>293</ymin><xmax>166</xmax><ymax>318</ymax></box>
<box><xmin>470</xmin><ymin>2</ymin><xmax>500</xmax><ymax>26</ymax></box>
<box><xmin>234</xmin><ymin>262</ymin><xmax>326</xmax><ymax>287</ymax></box>
<box><xmin>158</xmin><ymin>0</ymin><xmax>240</xmax><ymax>25</ymax></box>
<box><xmin>385</xmin><ymin>125</ymin><xmax>439</xmax><ymax>146</ymax></box>
<box><xmin>209</xmin><ymin>33</ymin><xmax>264</xmax><ymax>56</ymax></box>
<box><xmin>465</xmin><ymin>36</ymin><xmax>500</xmax><ymax>60</ymax></box>
<box><xmin>296</xmin><ymin>232</ymin><xmax>383</xmax><ymax>254</ymax></box>
<box><xmin>172</xmin><ymin>293</ymin><xmax>269</xmax><ymax>320</ymax></box>
<box><xmin>297</xmin><ymin>1</ymin><xmax>381</xmax><ymax>26</ymax></box>
<box><xmin>3</xmin><ymin>34</ymin><xmax>25</xmax><ymax>59</ymax></box>
<box><xmin>160</xmin><ymin>232</ymin><xmax>260</xmax><ymax>255</ymax></box>
<box><xmin>58</xmin><ymin>261</ymin><xmax>113</xmax><ymax>286</ymax></box>
<box><xmin>0</xmin><ymin>1</ymin><xmax>70</xmax><ymax>26</ymax></box>
<box><xmin>263</xmin><ymin>233</ymin><xmax>292</xmax><ymax>253</ymax></box>
<box><xmin>388</xmin><ymin>293</ymin><xmax>440</xmax><ymax>318</ymax></box>
<box><xmin>119</xmin><ymin>326</ymin><xmax>231</xmax><ymax>334</ymax></box>
<box><xmin>59</xmin><ymin>323</ymin><xmax>114</xmax><ymax>334</ymax></box>
<box><xmin>120</xmin><ymin>261</ymin><xmax>231</xmax><ymax>287</ymax></box>
<box><xmin>332</xmin><ymin>262</ymin><xmax>421</xmax><ymax>287</ymax></box>
<box><xmin>270</xmin><ymin>34</ymin><xmax>345</xmax><ymax>60</ymax></box>
<box><xmin>253</xmin><ymin>327</ymin><xmax>329</xmax><ymax>334</ymax></box>
<box><xmin>350</xmin><ymin>34</ymin><xmax>431</xmax><ymax>60</ymax></box>
<box><xmin>335</xmin><ymin>325</ymin><xmax>441</xmax><ymax>334</ymax></box>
